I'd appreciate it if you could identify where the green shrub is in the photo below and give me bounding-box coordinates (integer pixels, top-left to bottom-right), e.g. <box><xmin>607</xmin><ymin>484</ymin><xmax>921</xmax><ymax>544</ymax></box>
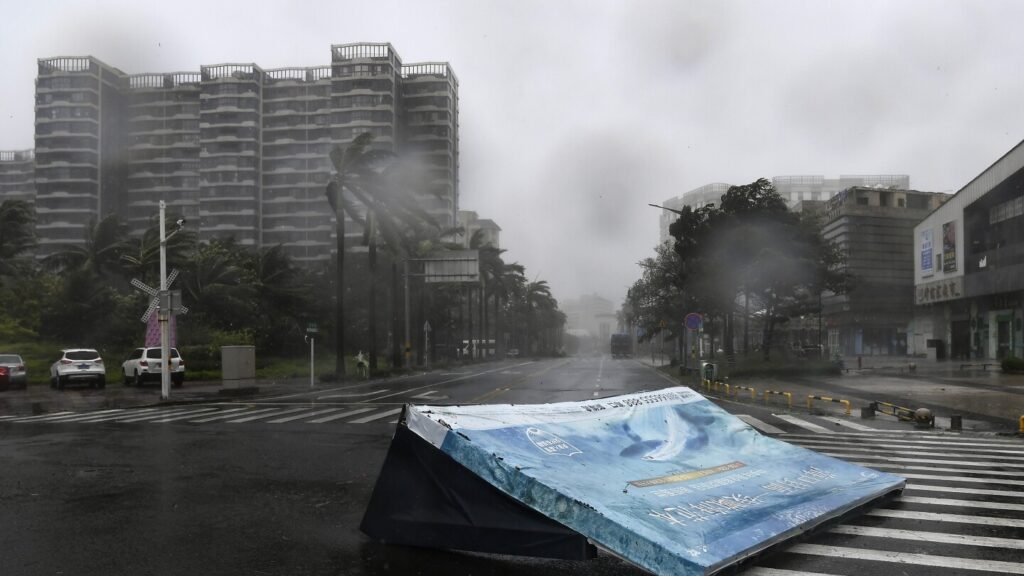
<box><xmin>1002</xmin><ymin>356</ymin><xmax>1024</xmax><ymax>373</ymax></box>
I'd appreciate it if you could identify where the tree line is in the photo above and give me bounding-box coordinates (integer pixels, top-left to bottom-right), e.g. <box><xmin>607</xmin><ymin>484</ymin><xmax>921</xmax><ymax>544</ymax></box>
<box><xmin>0</xmin><ymin>135</ymin><xmax>566</xmax><ymax>375</ymax></box>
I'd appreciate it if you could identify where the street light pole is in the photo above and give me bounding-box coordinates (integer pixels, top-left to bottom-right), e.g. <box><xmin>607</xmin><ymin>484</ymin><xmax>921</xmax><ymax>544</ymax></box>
<box><xmin>159</xmin><ymin>201</ymin><xmax>170</xmax><ymax>400</ymax></box>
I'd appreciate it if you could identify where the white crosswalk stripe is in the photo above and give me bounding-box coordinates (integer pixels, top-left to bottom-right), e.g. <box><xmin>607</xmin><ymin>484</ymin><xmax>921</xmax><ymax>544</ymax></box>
<box><xmin>348</xmin><ymin>408</ymin><xmax>402</xmax><ymax>424</ymax></box>
<box><xmin>307</xmin><ymin>407</ymin><xmax>376</xmax><ymax>423</ymax></box>
<box><xmin>266</xmin><ymin>408</ymin><xmax>346</xmax><ymax>424</ymax></box>
<box><xmin>736</xmin><ymin>414</ymin><xmax>786</xmax><ymax>434</ymax></box>
<box><xmin>740</xmin><ymin>423</ymin><xmax>1024</xmax><ymax>575</ymax></box>
<box><xmin>773</xmin><ymin>414</ymin><xmax>831</xmax><ymax>433</ymax></box>
<box><xmin>226</xmin><ymin>407</ymin><xmax>313</xmax><ymax>423</ymax></box>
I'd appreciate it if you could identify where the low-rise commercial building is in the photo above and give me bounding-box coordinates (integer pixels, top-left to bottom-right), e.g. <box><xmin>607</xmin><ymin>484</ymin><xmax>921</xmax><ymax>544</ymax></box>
<box><xmin>913</xmin><ymin>140</ymin><xmax>1024</xmax><ymax>361</ymax></box>
<box><xmin>822</xmin><ymin>187</ymin><xmax>948</xmax><ymax>356</ymax></box>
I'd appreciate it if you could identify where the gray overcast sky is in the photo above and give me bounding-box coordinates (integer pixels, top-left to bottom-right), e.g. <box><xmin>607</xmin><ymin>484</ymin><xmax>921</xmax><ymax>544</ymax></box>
<box><xmin>4</xmin><ymin>0</ymin><xmax>1024</xmax><ymax>309</ymax></box>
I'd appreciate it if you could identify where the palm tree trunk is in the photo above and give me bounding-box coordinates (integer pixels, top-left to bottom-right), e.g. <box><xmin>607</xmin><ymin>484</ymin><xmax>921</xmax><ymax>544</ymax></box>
<box><xmin>391</xmin><ymin>260</ymin><xmax>400</xmax><ymax>369</ymax></box>
<box><xmin>335</xmin><ymin>206</ymin><xmax>346</xmax><ymax>377</ymax></box>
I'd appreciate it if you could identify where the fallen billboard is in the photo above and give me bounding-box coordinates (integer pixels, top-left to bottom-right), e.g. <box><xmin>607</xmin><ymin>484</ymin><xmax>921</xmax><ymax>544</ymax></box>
<box><xmin>363</xmin><ymin>387</ymin><xmax>905</xmax><ymax>575</ymax></box>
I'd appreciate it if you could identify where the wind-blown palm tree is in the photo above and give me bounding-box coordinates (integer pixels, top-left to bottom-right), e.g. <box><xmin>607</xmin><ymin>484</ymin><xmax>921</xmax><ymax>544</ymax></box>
<box><xmin>120</xmin><ymin>215</ymin><xmax>197</xmax><ymax>284</ymax></box>
<box><xmin>45</xmin><ymin>214</ymin><xmax>129</xmax><ymax>277</ymax></box>
<box><xmin>0</xmin><ymin>200</ymin><xmax>37</xmax><ymax>278</ymax></box>
<box><xmin>327</xmin><ymin>133</ymin><xmax>443</xmax><ymax>373</ymax></box>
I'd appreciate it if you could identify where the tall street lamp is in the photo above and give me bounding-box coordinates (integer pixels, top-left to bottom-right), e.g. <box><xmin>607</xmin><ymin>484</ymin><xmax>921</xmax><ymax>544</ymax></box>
<box><xmin>158</xmin><ymin>200</ymin><xmax>185</xmax><ymax>400</ymax></box>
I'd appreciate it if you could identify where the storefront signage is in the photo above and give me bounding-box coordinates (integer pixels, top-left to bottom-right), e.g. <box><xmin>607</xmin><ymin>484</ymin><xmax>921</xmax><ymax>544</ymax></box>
<box><xmin>920</xmin><ymin>229</ymin><xmax>934</xmax><ymax>275</ymax></box>
<box><xmin>942</xmin><ymin>221</ymin><xmax>957</xmax><ymax>273</ymax></box>
<box><xmin>916</xmin><ymin>276</ymin><xmax>964</xmax><ymax>305</ymax></box>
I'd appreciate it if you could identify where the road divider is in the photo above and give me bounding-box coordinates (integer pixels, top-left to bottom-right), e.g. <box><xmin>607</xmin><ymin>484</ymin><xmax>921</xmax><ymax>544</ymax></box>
<box><xmin>763</xmin><ymin>389</ymin><xmax>792</xmax><ymax>410</ymax></box>
<box><xmin>807</xmin><ymin>395</ymin><xmax>851</xmax><ymax>416</ymax></box>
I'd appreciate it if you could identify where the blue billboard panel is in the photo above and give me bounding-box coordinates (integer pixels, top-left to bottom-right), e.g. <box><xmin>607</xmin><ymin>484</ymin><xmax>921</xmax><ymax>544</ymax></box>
<box><xmin>406</xmin><ymin>387</ymin><xmax>904</xmax><ymax>576</ymax></box>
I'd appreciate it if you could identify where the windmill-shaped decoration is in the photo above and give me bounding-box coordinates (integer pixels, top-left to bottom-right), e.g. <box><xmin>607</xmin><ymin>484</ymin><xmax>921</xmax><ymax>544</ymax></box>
<box><xmin>131</xmin><ymin>270</ymin><xmax>189</xmax><ymax>347</ymax></box>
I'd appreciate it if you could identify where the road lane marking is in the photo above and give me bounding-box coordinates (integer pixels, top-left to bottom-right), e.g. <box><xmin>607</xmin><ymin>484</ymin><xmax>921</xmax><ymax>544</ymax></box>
<box><xmin>788</xmin><ymin>543</ymin><xmax>1024</xmax><ymax>574</ymax></box>
<box><xmin>898</xmin><ymin>495</ymin><xmax>1024</xmax><ymax>512</ymax></box>
<box><xmin>189</xmin><ymin>407</ymin><xmax>276</xmax><ymax>423</ymax></box>
<box><xmin>349</xmin><ymin>408</ymin><xmax>402</xmax><ymax>424</ymax></box>
<box><xmin>773</xmin><ymin>414</ymin><xmax>831</xmax><ymax>433</ymax></box>
<box><xmin>906</xmin><ymin>483</ymin><xmax>1024</xmax><ymax>498</ymax></box>
<box><xmin>308</xmin><ymin>407</ymin><xmax>376</xmax><ymax>424</ymax></box>
<box><xmin>147</xmin><ymin>408</ymin><xmax>224</xmax><ymax>423</ymax></box>
<box><xmin>227</xmin><ymin>407</ymin><xmax>312</xmax><ymax>423</ymax></box>
<box><xmin>736</xmin><ymin>414</ymin><xmax>786</xmax><ymax>434</ymax></box>
<box><xmin>816</xmin><ymin>416</ymin><xmax>877</xmax><ymax>431</ymax></box>
<box><xmin>267</xmin><ymin>408</ymin><xmax>346</xmax><ymax>423</ymax></box>
<box><xmin>867</xmin><ymin>508</ymin><xmax>1024</xmax><ymax>529</ymax></box>
<box><xmin>411</xmin><ymin>391</ymin><xmax>449</xmax><ymax>401</ymax></box>
<box><xmin>829</xmin><ymin>524</ymin><xmax>1024</xmax><ymax>549</ymax></box>
<box><xmin>369</xmin><ymin>361</ymin><xmax>536</xmax><ymax>403</ymax></box>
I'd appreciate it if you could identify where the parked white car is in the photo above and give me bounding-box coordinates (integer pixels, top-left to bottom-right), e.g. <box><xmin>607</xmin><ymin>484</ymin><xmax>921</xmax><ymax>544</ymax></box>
<box><xmin>121</xmin><ymin>347</ymin><xmax>185</xmax><ymax>387</ymax></box>
<box><xmin>50</xmin><ymin>349</ymin><xmax>106</xmax><ymax>390</ymax></box>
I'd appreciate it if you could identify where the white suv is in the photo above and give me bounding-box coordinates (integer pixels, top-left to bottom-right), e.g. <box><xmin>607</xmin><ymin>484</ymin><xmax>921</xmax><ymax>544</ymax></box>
<box><xmin>121</xmin><ymin>347</ymin><xmax>185</xmax><ymax>387</ymax></box>
<box><xmin>50</xmin><ymin>349</ymin><xmax>106</xmax><ymax>390</ymax></box>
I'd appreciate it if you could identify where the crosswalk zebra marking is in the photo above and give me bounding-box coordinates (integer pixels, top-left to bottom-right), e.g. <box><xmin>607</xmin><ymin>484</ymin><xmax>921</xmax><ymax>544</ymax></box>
<box><xmin>12</xmin><ymin>409</ymin><xmax>121</xmax><ymax>422</ymax></box>
<box><xmin>114</xmin><ymin>407</ymin><xmax>206</xmax><ymax>423</ymax></box>
<box><xmin>791</xmin><ymin>439</ymin><xmax>1024</xmax><ymax>459</ymax></box>
<box><xmin>189</xmin><ymin>407</ymin><xmax>277</xmax><ymax>423</ymax></box>
<box><xmin>817</xmin><ymin>452</ymin><xmax>1024</xmax><ymax>469</ymax></box>
<box><xmin>349</xmin><ymin>408</ymin><xmax>402</xmax><ymax>424</ymax></box>
<box><xmin>64</xmin><ymin>408</ymin><xmax>163</xmax><ymax>422</ymax></box>
<box><xmin>267</xmin><ymin>408</ymin><xmax>347</xmax><ymax>424</ymax></box>
<box><xmin>148</xmin><ymin>408</ymin><xmax>224</xmax><ymax>423</ymax></box>
<box><xmin>815</xmin><ymin>416</ymin><xmax>877</xmax><ymax>431</ymax></box>
<box><xmin>898</xmin><ymin>495</ymin><xmax>1024</xmax><ymax>512</ymax></box>
<box><xmin>773</xmin><ymin>414</ymin><xmax>831</xmax><ymax>433</ymax></box>
<box><xmin>307</xmin><ymin>407</ymin><xmax>376</xmax><ymax>424</ymax></box>
<box><xmin>866</xmin><ymin>508</ymin><xmax>1024</xmax><ymax>529</ymax></box>
<box><xmin>226</xmin><ymin>407</ymin><xmax>313</xmax><ymax>423</ymax></box>
<box><xmin>736</xmin><ymin>414</ymin><xmax>786</xmax><ymax>434</ymax></box>
<box><xmin>906</xmin><ymin>483</ymin><xmax>1024</xmax><ymax>498</ymax></box>
<box><xmin>743</xmin><ymin>568</ymin><xmax>833</xmax><ymax>576</ymax></box>
<box><xmin>787</xmin><ymin>543</ymin><xmax>1024</xmax><ymax>574</ymax></box>
<box><xmin>846</xmin><ymin>461</ymin><xmax>1024</xmax><ymax>477</ymax></box>
<box><xmin>828</xmin><ymin>524</ymin><xmax>1024</xmax><ymax>549</ymax></box>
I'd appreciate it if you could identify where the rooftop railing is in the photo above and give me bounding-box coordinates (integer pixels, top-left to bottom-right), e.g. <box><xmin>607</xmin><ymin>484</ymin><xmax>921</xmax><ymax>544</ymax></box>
<box><xmin>331</xmin><ymin>43</ymin><xmax>398</xmax><ymax>62</ymax></box>
<box><xmin>38</xmin><ymin>57</ymin><xmax>95</xmax><ymax>74</ymax></box>
<box><xmin>128</xmin><ymin>73</ymin><xmax>202</xmax><ymax>89</ymax></box>
<box><xmin>401</xmin><ymin>62</ymin><xmax>459</xmax><ymax>84</ymax></box>
<box><xmin>201</xmin><ymin>64</ymin><xmax>264</xmax><ymax>82</ymax></box>
<box><xmin>266</xmin><ymin>66</ymin><xmax>332</xmax><ymax>82</ymax></box>
<box><xmin>0</xmin><ymin>150</ymin><xmax>34</xmax><ymax>162</ymax></box>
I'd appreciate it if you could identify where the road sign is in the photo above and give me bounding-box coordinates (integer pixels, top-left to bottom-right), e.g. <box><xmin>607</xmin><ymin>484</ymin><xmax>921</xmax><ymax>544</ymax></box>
<box><xmin>684</xmin><ymin>313</ymin><xmax>702</xmax><ymax>331</ymax></box>
<box><xmin>306</xmin><ymin>322</ymin><xmax>318</xmax><ymax>335</ymax></box>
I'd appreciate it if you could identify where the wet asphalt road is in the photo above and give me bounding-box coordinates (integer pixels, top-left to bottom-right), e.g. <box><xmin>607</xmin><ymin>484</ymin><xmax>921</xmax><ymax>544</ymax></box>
<box><xmin>1</xmin><ymin>356</ymin><xmax>1022</xmax><ymax>576</ymax></box>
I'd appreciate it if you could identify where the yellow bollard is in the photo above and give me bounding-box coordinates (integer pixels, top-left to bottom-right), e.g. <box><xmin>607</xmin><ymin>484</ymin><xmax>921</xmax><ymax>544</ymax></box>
<box><xmin>1019</xmin><ymin>415</ymin><xmax>1024</xmax><ymax>434</ymax></box>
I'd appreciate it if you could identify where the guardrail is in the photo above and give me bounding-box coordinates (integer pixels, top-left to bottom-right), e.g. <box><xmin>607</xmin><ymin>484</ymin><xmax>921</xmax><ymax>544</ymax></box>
<box><xmin>764</xmin><ymin>389</ymin><xmax>792</xmax><ymax>410</ymax></box>
<box><xmin>807</xmin><ymin>395</ymin><xmax>851</xmax><ymax>415</ymax></box>
<box><xmin>872</xmin><ymin>401</ymin><xmax>916</xmax><ymax>421</ymax></box>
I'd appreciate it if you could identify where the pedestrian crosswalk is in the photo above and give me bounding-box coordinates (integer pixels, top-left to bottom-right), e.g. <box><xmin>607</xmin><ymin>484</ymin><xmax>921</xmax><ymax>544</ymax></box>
<box><xmin>0</xmin><ymin>404</ymin><xmax>406</xmax><ymax>427</ymax></box>
<box><xmin>742</xmin><ymin>431</ymin><xmax>1024</xmax><ymax>576</ymax></box>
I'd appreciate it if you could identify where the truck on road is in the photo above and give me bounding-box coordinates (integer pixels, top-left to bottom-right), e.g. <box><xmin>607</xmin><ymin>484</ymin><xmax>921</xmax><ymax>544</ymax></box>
<box><xmin>610</xmin><ymin>333</ymin><xmax>632</xmax><ymax>359</ymax></box>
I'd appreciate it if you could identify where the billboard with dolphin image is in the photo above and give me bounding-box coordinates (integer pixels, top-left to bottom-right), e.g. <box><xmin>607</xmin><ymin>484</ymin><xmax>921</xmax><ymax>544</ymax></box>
<box><xmin>366</xmin><ymin>387</ymin><xmax>904</xmax><ymax>575</ymax></box>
